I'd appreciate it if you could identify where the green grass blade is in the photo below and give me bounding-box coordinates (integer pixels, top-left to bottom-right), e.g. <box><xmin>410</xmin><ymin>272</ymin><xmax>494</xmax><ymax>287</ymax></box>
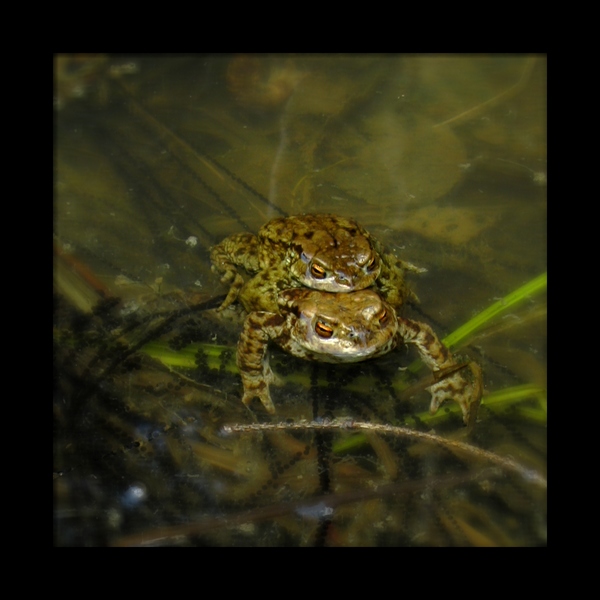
<box><xmin>443</xmin><ymin>271</ymin><xmax>547</xmax><ymax>349</ymax></box>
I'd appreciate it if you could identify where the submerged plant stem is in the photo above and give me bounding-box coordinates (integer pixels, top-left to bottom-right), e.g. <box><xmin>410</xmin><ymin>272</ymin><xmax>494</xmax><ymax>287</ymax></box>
<box><xmin>223</xmin><ymin>418</ymin><xmax>546</xmax><ymax>490</ymax></box>
<box><xmin>433</xmin><ymin>56</ymin><xmax>538</xmax><ymax>129</ymax></box>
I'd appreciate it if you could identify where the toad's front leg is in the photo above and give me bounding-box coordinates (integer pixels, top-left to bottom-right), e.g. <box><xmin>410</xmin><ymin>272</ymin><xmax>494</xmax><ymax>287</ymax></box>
<box><xmin>237</xmin><ymin>311</ymin><xmax>286</xmax><ymax>413</ymax></box>
<box><xmin>397</xmin><ymin>316</ymin><xmax>482</xmax><ymax>424</ymax></box>
<box><xmin>210</xmin><ymin>233</ymin><xmax>260</xmax><ymax>311</ymax></box>
<box><xmin>378</xmin><ymin>252</ymin><xmax>426</xmax><ymax>308</ymax></box>
<box><xmin>370</xmin><ymin>237</ymin><xmax>425</xmax><ymax>308</ymax></box>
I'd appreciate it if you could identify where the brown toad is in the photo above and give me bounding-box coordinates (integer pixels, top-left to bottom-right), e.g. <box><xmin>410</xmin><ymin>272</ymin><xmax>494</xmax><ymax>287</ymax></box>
<box><xmin>237</xmin><ymin>286</ymin><xmax>480</xmax><ymax>424</ymax></box>
<box><xmin>210</xmin><ymin>214</ymin><xmax>422</xmax><ymax>312</ymax></box>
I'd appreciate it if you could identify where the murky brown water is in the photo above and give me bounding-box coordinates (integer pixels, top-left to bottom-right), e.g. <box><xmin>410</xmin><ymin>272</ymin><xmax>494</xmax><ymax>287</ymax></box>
<box><xmin>54</xmin><ymin>55</ymin><xmax>546</xmax><ymax>546</ymax></box>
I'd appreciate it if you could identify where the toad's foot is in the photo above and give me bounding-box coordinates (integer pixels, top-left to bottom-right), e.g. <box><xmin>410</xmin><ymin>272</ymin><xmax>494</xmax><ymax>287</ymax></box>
<box><xmin>429</xmin><ymin>362</ymin><xmax>483</xmax><ymax>425</ymax></box>
<box><xmin>240</xmin><ymin>365</ymin><xmax>280</xmax><ymax>413</ymax></box>
<box><xmin>400</xmin><ymin>259</ymin><xmax>427</xmax><ymax>275</ymax></box>
<box><xmin>210</xmin><ymin>233</ymin><xmax>259</xmax><ymax>311</ymax></box>
<box><xmin>213</xmin><ymin>268</ymin><xmax>244</xmax><ymax>311</ymax></box>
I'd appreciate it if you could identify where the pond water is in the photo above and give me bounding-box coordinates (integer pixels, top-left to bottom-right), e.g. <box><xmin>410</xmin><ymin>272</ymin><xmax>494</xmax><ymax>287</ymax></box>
<box><xmin>54</xmin><ymin>54</ymin><xmax>546</xmax><ymax>546</ymax></box>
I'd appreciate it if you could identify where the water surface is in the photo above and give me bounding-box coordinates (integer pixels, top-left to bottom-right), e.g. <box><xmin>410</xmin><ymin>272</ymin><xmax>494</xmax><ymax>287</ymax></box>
<box><xmin>54</xmin><ymin>54</ymin><xmax>546</xmax><ymax>546</ymax></box>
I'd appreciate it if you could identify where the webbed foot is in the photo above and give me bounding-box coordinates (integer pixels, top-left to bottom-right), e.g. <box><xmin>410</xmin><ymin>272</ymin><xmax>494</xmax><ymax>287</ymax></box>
<box><xmin>213</xmin><ymin>269</ymin><xmax>244</xmax><ymax>311</ymax></box>
<box><xmin>428</xmin><ymin>362</ymin><xmax>483</xmax><ymax>425</ymax></box>
<box><xmin>240</xmin><ymin>365</ymin><xmax>279</xmax><ymax>413</ymax></box>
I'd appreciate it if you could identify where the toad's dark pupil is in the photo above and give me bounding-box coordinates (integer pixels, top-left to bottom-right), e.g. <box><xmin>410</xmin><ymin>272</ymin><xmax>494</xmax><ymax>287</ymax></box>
<box><xmin>315</xmin><ymin>322</ymin><xmax>333</xmax><ymax>338</ymax></box>
<box><xmin>311</xmin><ymin>263</ymin><xmax>326</xmax><ymax>279</ymax></box>
<box><xmin>366</xmin><ymin>255</ymin><xmax>377</xmax><ymax>271</ymax></box>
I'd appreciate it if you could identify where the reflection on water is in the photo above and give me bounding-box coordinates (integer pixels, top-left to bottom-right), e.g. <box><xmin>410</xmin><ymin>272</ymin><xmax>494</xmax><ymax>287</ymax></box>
<box><xmin>54</xmin><ymin>55</ymin><xmax>546</xmax><ymax>546</ymax></box>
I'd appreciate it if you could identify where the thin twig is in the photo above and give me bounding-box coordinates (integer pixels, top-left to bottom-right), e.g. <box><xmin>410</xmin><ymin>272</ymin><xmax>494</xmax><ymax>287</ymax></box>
<box><xmin>222</xmin><ymin>418</ymin><xmax>546</xmax><ymax>489</ymax></box>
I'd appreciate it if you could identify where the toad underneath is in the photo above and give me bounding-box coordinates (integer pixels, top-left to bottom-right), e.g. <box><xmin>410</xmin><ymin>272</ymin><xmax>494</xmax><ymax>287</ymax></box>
<box><xmin>236</xmin><ymin>282</ymin><xmax>480</xmax><ymax>425</ymax></box>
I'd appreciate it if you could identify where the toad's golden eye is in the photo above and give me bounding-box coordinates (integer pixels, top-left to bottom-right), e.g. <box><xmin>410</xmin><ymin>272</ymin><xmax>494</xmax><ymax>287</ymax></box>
<box><xmin>378</xmin><ymin>309</ymin><xmax>388</xmax><ymax>326</ymax></box>
<box><xmin>366</xmin><ymin>255</ymin><xmax>378</xmax><ymax>272</ymax></box>
<box><xmin>315</xmin><ymin>322</ymin><xmax>333</xmax><ymax>338</ymax></box>
<box><xmin>311</xmin><ymin>263</ymin><xmax>327</xmax><ymax>279</ymax></box>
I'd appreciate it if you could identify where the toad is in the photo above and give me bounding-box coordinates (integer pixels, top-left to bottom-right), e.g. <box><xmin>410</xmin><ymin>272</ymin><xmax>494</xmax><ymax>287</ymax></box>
<box><xmin>237</xmin><ymin>286</ymin><xmax>480</xmax><ymax>424</ymax></box>
<box><xmin>210</xmin><ymin>214</ymin><xmax>423</xmax><ymax>312</ymax></box>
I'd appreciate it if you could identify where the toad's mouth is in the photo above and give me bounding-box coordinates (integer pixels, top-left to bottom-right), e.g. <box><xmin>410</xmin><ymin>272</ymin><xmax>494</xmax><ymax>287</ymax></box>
<box><xmin>303</xmin><ymin>330</ymin><xmax>397</xmax><ymax>362</ymax></box>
